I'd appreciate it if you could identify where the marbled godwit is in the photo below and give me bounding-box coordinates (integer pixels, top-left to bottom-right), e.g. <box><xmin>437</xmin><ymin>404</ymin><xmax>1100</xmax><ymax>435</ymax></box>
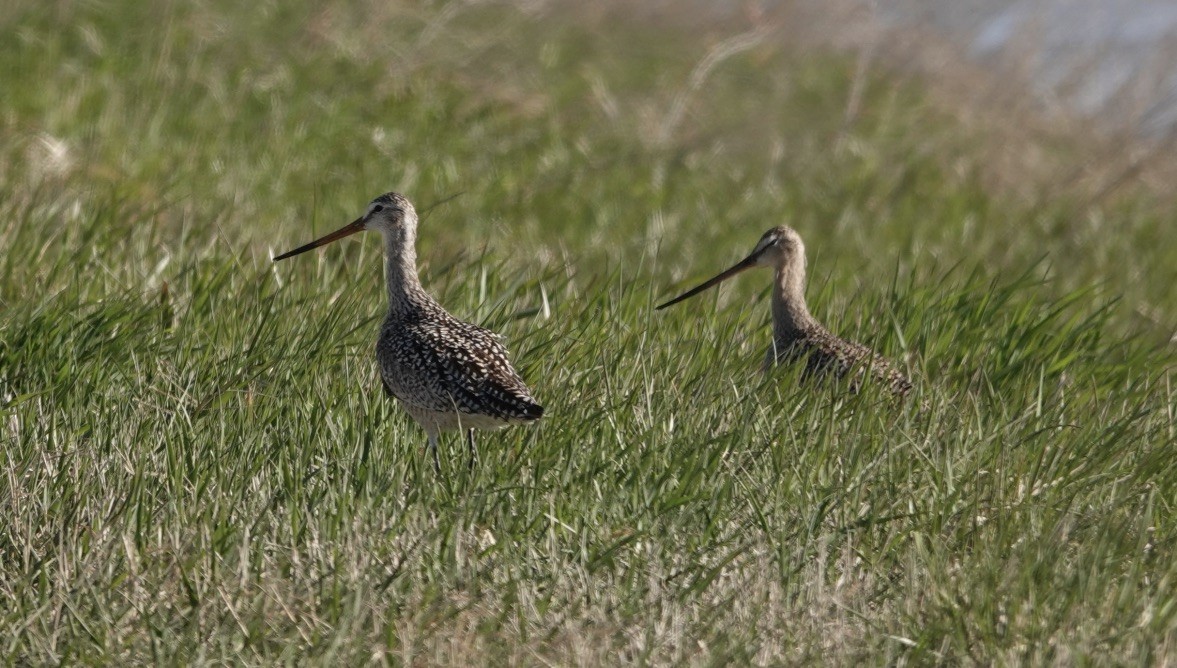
<box><xmin>658</xmin><ymin>226</ymin><xmax>912</xmax><ymax>397</ymax></box>
<box><xmin>275</xmin><ymin>193</ymin><xmax>543</xmax><ymax>471</ymax></box>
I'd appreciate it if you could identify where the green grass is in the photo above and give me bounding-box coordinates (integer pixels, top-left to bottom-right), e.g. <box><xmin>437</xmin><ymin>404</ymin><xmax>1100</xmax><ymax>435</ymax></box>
<box><xmin>2</xmin><ymin>0</ymin><xmax>1176</xmax><ymax>663</ymax></box>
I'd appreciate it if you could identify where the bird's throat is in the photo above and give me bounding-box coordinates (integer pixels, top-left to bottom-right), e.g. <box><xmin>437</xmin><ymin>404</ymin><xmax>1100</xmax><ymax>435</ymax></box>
<box><xmin>771</xmin><ymin>262</ymin><xmax>815</xmax><ymax>339</ymax></box>
<box><xmin>383</xmin><ymin>230</ymin><xmax>426</xmax><ymax>310</ymax></box>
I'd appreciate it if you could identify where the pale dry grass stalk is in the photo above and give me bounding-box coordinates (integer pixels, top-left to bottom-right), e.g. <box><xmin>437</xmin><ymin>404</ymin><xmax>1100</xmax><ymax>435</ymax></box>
<box><xmin>655</xmin><ymin>24</ymin><xmax>773</xmax><ymax>147</ymax></box>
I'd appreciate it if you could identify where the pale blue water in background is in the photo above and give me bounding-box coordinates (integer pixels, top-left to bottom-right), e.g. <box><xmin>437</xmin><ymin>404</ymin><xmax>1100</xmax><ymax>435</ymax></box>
<box><xmin>880</xmin><ymin>0</ymin><xmax>1177</xmax><ymax>138</ymax></box>
<box><xmin>694</xmin><ymin>0</ymin><xmax>1177</xmax><ymax>139</ymax></box>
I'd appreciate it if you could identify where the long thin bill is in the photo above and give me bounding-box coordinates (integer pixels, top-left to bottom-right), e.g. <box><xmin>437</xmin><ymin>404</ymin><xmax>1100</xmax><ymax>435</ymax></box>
<box><xmin>655</xmin><ymin>253</ymin><xmax>758</xmax><ymax>310</ymax></box>
<box><xmin>273</xmin><ymin>217</ymin><xmax>365</xmax><ymax>261</ymax></box>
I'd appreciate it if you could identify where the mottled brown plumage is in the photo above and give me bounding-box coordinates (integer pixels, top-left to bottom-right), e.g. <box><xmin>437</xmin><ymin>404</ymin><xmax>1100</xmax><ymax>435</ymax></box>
<box><xmin>275</xmin><ymin>192</ymin><xmax>543</xmax><ymax>471</ymax></box>
<box><xmin>768</xmin><ymin>318</ymin><xmax>913</xmax><ymax>397</ymax></box>
<box><xmin>658</xmin><ymin>226</ymin><xmax>913</xmax><ymax>398</ymax></box>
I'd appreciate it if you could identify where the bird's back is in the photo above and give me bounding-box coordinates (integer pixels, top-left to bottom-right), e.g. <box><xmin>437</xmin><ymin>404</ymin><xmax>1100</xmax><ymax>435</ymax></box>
<box><xmin>377</xmin><ymin>301</ymin><xmax>543</xmax><ymax>423</ymax></box>
<box><xmin>771</xmin><ymin>324</ymin><xmax>913</xmax><ymax>397</ymax></box>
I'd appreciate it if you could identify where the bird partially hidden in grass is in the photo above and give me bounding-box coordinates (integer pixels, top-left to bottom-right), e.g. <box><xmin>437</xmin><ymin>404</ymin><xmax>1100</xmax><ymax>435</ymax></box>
<box><xmin>274</xmin><ymin>192</ymin><xmax>544</xmax><ymax>472</ymax></box>
<box><xmin>657</xmin><ymin>226</ymin><xmax>914</xmax><ymax>399</ymax></box>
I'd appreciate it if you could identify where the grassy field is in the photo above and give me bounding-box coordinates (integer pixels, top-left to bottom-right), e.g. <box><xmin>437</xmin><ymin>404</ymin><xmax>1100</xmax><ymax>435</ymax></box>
<box><xmin>2</xmin><ymin>0</ymin><xmax>1176</xmax><ymax>663</ymax></box>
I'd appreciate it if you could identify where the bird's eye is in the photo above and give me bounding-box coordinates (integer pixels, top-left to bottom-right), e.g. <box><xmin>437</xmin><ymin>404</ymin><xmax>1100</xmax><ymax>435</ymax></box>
<box><xmin>372</xmin><ymin>204</ymin><xmax>385</xmax><ymax>213</ymax></box>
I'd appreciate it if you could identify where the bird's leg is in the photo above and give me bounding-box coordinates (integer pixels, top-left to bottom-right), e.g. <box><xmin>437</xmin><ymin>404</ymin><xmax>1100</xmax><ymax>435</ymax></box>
<box><xmin>466</xmin><ymin>429</ymin><xmax>478</xmax><ymax>471</ymax></box>
<box><xmin>427</xmin><ymin>432</ymin><xmax>441</xmax><ymax>474</ymax></box>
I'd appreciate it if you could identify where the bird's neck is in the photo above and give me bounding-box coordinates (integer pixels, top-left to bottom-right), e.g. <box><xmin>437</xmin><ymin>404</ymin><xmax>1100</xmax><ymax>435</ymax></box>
<box><xmin>772</xmin><ymin>259</ymin><xmax>817</xmax><ymax>339</ymax></box>
<box><xmin>382</xmin><ymin>228</ymin><xmax>429</xmax><ymax>312</ymax></box>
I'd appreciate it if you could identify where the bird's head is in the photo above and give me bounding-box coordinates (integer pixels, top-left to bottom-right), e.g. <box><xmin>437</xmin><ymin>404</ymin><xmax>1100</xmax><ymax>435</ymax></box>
<box><xmin>359</xmin><ymin>192</ymin><xmax>417</xmax><ymax>235</ymax></box>
<box><xmin>656</xmin><ymin>225</ymin><xmax>807</xmax><ymax>310</ymax></box>
<box><xmin>273</xmin><ymin>192</ymin><xmax>418</xmax><ymax>262</ymax></box>
<box><xmin>747</xmin><ymin>225</ymin><xmax>804</xmax><ymax>269</ymax></box>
